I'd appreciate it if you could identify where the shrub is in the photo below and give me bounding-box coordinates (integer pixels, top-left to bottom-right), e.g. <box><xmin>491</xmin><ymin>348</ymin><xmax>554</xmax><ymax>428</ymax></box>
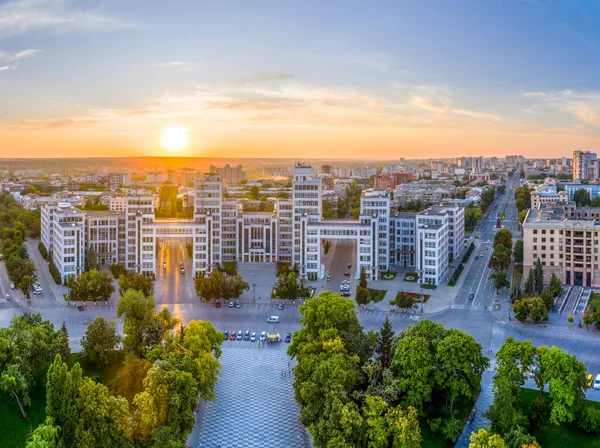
<box><xmin>110</xmin><ymin>263</ymin><xmax>127</xmax><ymax>279</ymax></box>
<box><xmin>567</xmin><ymin>315</ymin><xmax>574</xmax><ymax>323</ymax></box>
<box><xmin>578</xmin><ymin>404</ymin><xmax>600</xmax><ymax>434</ymax></box>
<box><xmin>49</xmin><ymin>261</ymin><xmax>61</xmax><ymax>284</ymax></box>
<box><xmin>38</xmin><ymin>242</ymin><xmax>48</xmax><ymax>260</ymax></box>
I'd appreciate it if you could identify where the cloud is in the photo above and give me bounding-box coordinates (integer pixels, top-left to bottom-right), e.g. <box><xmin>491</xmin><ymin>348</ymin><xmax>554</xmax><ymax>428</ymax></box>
<box><xmin>233</xmin><ymin>71</ymin><xmax>295</xmax><ymax>85</ymax></box>
<box><xmin>12</xmin><ymin>117</ymin><xmax>101</xmax><ymax>130</ymax></box>
<box><xmin>9</xmin><ymin>48</ymin><xmax>41</xmax><ymax>60</ymax></box>
<box><xmin>153</xmin><ymin>61</ymin><xmax>193</xmax><ymax>70</ymax></box>
<box><xmin>0</xmin><ymin>63</ymin><xmax>18</xmax><ymax>72</ymax></box>
<box><xmin>523</xmin><ymin>89</ymin><xmax>600</xmax><ymax>127</ymax></box>
<box><xmin>0</xmin><ymin>0</ymin><xmax>136</xmax><ymax>39</ymax></box>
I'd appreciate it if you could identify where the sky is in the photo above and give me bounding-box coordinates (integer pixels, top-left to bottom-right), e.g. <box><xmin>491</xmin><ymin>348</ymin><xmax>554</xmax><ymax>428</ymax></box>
<box><xmin>1</xmin><ymin>0</ymin><xmax>600</xmax><ymax>159</ymax></box>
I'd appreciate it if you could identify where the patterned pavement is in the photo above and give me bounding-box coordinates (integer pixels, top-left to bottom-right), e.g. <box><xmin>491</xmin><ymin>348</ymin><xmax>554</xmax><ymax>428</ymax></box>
<box><xmin>195</xmin><ymin>345</ymin><xmax>310</xmax><ymax>448</ymax></box>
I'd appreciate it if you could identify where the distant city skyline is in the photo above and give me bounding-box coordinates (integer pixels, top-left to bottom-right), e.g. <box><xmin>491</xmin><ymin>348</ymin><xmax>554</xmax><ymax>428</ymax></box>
<box><xmin>1</xmin><ymin>0</ymin><xmax>600</xmax><ymax>158</ymax></box>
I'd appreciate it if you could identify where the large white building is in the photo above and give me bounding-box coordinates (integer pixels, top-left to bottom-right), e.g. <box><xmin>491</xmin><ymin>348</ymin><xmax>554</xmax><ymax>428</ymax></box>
<box><xmin>41</xmin><ymin>164</ymin><xmax>466</xmax><ymax>285</ymax></box>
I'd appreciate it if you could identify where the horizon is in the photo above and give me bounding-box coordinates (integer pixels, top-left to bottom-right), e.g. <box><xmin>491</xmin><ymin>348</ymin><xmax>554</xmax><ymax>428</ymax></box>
<box><xmin>1</xmin><ymin>1</ymin><xmax>600</xmax><ymax>159</ymax></box>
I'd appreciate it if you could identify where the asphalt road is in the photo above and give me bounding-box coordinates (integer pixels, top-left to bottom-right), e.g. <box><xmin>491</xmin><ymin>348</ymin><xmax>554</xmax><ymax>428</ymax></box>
<box><xmin>156</xmin><ymin>240</ymin><xmax>195</xmax><ymax>305</ymax></box>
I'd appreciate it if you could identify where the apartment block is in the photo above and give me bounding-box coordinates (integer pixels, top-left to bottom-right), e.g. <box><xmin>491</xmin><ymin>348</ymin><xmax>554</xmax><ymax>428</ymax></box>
<box><xmin>572</xmin><ymin>150</ymin><xmax>598</xmax><ymax>181</ymax></box>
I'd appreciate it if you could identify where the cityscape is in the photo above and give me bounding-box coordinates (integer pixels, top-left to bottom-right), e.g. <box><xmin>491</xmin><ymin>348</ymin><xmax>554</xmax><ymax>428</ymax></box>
<box><xmin>2</xmin><ymin>2</ymin><xmax>600</xmax><ymax>448</ymax></box>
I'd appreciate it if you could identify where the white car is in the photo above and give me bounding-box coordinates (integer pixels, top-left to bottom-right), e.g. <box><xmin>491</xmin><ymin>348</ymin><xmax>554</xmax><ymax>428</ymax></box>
<box><xmin>250</xmin><ymin>332</ymin><xmax>257</xmax><ymax>342</ymax></box>
<box><xmin>9</xmin><ymin>283</ymin><xmax>15</xmax><ymax>290</ymax></box>
<box><xmin>267</xmin><ymin>316</ymin><xmax>280</xmax><ymax>323</ymax></box>
<box><xmin>259</xmin><ymin>331</ymin><xmax>267</xmax><ymax>341</ymax></box>
<box><xmin>409</xmin><ymin>315</ymin><xmax>422</xmax><ymax>322</ymax></box>
<box><xmin>594</xmin><ymin>374</ymin><xmax>600</xmax><ymax>390</ymax></box>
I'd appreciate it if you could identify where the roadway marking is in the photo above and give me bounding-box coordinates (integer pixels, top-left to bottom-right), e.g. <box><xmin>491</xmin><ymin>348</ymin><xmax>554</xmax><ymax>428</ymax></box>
<box><xmin>451</xmin><ymin>304</ymin><xmax>492</xmax><ymax>311</ymax></box>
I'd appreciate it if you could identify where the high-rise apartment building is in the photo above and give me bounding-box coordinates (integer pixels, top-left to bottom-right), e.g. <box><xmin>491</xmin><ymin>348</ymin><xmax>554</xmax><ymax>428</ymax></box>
<box><xmin>572</xmin><ymin>150</ymin><xmax>599</xmax><ymax>180</ymax></box>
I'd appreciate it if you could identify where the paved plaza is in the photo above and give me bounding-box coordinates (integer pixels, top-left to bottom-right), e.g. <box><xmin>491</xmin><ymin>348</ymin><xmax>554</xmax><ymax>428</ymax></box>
<box><xmin>194</xmin><ymin>345</ymin><xmax>310</xmax><ymax>448</ymax></box>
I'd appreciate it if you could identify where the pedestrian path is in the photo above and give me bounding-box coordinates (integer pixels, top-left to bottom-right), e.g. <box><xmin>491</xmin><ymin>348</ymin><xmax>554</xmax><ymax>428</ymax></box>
<box><xmin>455</xmin><ymin>377</ymin><xmax>494</xmax><ymax>447</ymax></box>
<box><xmin>451</xmin><ymin>303</ymin><xmax>492</xmax><ymax>311</ymax></box>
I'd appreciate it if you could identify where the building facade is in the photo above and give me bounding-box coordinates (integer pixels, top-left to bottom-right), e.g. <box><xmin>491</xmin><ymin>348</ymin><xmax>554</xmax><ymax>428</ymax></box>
<box><xmin>573</xmin><ymin>150</ymin><xmax>599</xmax><ymax>181</ymax></box>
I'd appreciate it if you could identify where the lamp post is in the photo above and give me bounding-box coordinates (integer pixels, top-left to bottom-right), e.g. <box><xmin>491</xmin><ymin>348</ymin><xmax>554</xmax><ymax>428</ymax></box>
<box><xmin>252</xmin><ymin>272</ymin><xmax>256</xmax><ymax>302</ymax></box>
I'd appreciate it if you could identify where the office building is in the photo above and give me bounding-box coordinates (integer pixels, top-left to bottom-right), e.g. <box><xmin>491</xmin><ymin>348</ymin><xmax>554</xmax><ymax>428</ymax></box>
<box><xmin>573</xmin><ymin>150</ymin><xmax>599</xmax><ymax>181</ymax></box>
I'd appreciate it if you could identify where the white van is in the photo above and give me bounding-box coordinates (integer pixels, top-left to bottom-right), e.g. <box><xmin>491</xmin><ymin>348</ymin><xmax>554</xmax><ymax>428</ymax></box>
<box><xmin>593</xmin><ymin>374</ymin><xmax>600</xmax><ymax>390</ymax></box>
<box><xmin>267</xmin><ymin>316</ymin><xmax>280</xmax><ymax>323</ymax></box>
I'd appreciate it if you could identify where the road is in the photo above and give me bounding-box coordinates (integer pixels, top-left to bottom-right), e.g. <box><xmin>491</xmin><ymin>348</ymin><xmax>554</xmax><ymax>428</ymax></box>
<box><xmin>156</xmin><ymin>240</ymin><xmax>195</xmax><ymax>305</ymax></box>
<box><xmin>320</xmin><ymin>239</ymin><xmax>357</xmax><ymax>298</ymax></box>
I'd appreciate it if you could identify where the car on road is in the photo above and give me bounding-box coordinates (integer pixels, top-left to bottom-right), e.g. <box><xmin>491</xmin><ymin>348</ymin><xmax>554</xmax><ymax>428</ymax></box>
<box><xmin>474</xmin><ymin>255</ymin><xmax>479</xmax><ymax>259</ymax></box>
<box><xmin>285</xmin><ymin>332</ymin><xmax>292</xmax><ymax>343</ymax></box>
<box><xmin>409</xmin><ymin>315</ymin><xmax>421</xmax><ymax>322</ymax></box>
<box><xmin>259</xmin><ymin>331</ymin><xmax>267</xmax><ymax>341</ymax></box>
<box><xmin>267</xmin><ymin>316</ymin><xmax>280</xmax><ymax>323</ymax></box>
<box><xmin>244</xmin><ymin>331</ymin><xmax>250</xmax><ymax>341</ymax></box>
<box><xmin>278</xmin><ymin>303</ymin><xmax>284</xmax><ymax>310</ymax></box>
<box><xmin>326</xmin><ymin>276</ymin><xmax>331</xmax><ymax>281</ymax></box>
<box><xmin>228</xmin><ymin>301</ymin><xmax>234</xmax><ymax>308</ymax></box>
<box><xmin>230</xmin><ymin>331</ymin><xmax>236</xmax><ymax>341</ymax></box>
<box><xmin>344</xmin><ymin>271</ymin><xmax>350</xmax><ymax>276</ymax></box>
<box><xmin>340</xmin><ymin>284</ymin><xmax>350</xmax><ymax>292</ymax></box>
<box><xmin>180</xmin><ymin>261</ymin><xmax>183</xmax><ymax>268</ymax></box>
<box><xmin>181</xmin><ymin>267</ymin><xmax>185</xmax><ymax>274</ymax></box>
<box><xmin>342</xmin><ymin>280</ymin><xmax>350</xmax><ymax>284</ymax></box>
<box><xmin>347</xmin><ymin>263</ymin><xmax>351</xmax><ymax>268</ymax></box>
<box><xmin>587</xmin><ymin>374</ymin><xmax>594</xmax><ymax>388</ymax></box>
<box><xmin>9</xmin><ymin>283</ymin><xmax>14</xmax><ymax>290</ymax></box>
<box><xmin>163</xmin><ymin>261</ymin><xmax>166</xmax><ymax>269</ymax></box>
<box><xmin>77</xmin><ymin>305</ymin><xmax>84</xmax><ymax>311</ymax></box>
<box><xmin>468</xmin><ymin>292</ymin><xmax>475</xmax><ymax>300</ymax></box>
<box><xmin>594</xmin><ymin>374</ymin><xmax>600</xmax><ymax>390</ymax></box>
<box><xmin>215</xmin><ymin>300</ymin><xmax>221</xmax><ymax>308</ymax></box>
<box><xmin>480</xmin><ymin>253</ymin><xmax>484</xmax><ymax>258</ymax></box>
<box><xmin>341</xmin><ymin>291</ymin><xmax>350</xmax><ymax>297</ymax></box>
<box><xmin>237</xmin><ymin>330</ymin><xmax>243</xmax><ymax>340</ymax></box>
<box><xmin>223</xmin><ymin>329</ymin><xmax>228</xmax><ymax>339</ymax></box>
<box><xmin>250</xmin><ymin>332</ymin><xmax>257</xmax><ymax>342</ymax></box>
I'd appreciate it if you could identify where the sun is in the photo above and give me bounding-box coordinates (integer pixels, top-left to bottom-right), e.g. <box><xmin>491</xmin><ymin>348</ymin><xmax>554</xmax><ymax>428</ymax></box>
<box><xmin>160</xmin><ymin>126</ymin><xmax>189</xmax><ymax>152</ymax></box>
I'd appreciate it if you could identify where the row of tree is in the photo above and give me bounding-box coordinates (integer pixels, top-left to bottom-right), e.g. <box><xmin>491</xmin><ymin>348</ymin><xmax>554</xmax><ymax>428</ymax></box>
<box><xmin>515</xmin><ymin>185</ymin><xmax>532</xmax><ymax>212</ymax></box>
<box><xmin>487</xmin><ymin>228</ymin><xmax>513</xmax><ymax>294</ymax></box>
<box><xmin>26</xmin><ymin>288</ymin><xmax>223</xmax><ymax>447</ymax></box>
<box><xmin>484</xmin><ymin>337</ymin><xmax>594</xmax><ymax>445</ymax></box>
<box><xmin>195</xmin><ymin>269</ymin><xmax>250</xmax><ymax>302</ymax></box>
<box><xmin>288</xmin><ymin>291</ymin><xmax>489</xmax><ymax>446</ymax></box>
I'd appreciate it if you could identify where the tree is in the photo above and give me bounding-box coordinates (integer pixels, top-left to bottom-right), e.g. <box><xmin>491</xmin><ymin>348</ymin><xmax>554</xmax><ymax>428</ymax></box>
<box><xmin>540</xmin><ymin>289</ymin><xmax>555</xmax><ymax>311</ymax></box>
<box><xmin>533</xmin><ymin>259</ymin><xmax>544</xmax><ymax>293</ymax></box>
<box><xmin>5</xmin><ymin>255</ymin><xmax>36</xmax><ymax>289</ymax></box>
<box><xmin>549</xmin><ymin>272</ymin><xmax>563</xmax><ymax>297</ymax></box>
<box><xmin>119</xmin><ymin>270</ymin><xmax>154</xmax><ymax>296</ymax></box>
<box><xmin>20</xmin><ymin>274</ymin><xmax>36</xmax><ymax>300</ymax></box>
<box><xmin>512</xmin><ymin>297</ymin><xmax>548</xmax><ymax>323</ymax></box>
<box><xmin>85</xmin><ymin>246</ymin><xmax>98</xmax><ymax>272</ymax></box>
<box><xmin>0</xmin><ymin>313</ymin><xmax>62</xmax><ymax>417</ymax></box>
<box><xmin>386</xmin><ymin>404</ymin><xmax>421</xmax><ymax>448</ymax></box>
<box><xmin>518</xmin><ymin>211</ymin><xmax>528</xmax><ymax>225</ymax></box>
<box><xmin>356</xmin><ymin>286</ymin><xmax>372</xmax><ymax>305</ymax></box>
<box><xmin>390</xmin><ymin>291</ymin><xmax>414</xmax><ymax>311</ymax></box>
<box><xmin>117</xmin><ymin>290</ymin><xmax>177</xmax><ymax>358</ymax></box>
<box><xmin>441</xmin><ymin>416</ymin><xmax>462</xmax><ymax>442</ymax></box>
<box><xmin>494</xmin><ymin>228</ymin><xmax>513</xmax><ymax>252</ymax></box>
<box><xmin>25</xmin><ymin>417</ymin><xmax>60</xmax><ymax>448</ymax></box>
<box><xmin>81</xmin><ymin>316</ymin><xmax>121</xmax><ymax>367</ymax></box>
<box><xmin>523</xmin><ymin>268</ymin><xmax>535</xmax><ymax>296</ymax></box>
<box><xmin>489</xmin><ymin>271</ymin><xmax>510</xmax><ymax>294</ymax></box>
<box><xmin>509</xmin><ymin>284</ymin><xmax>521</xmax><ymax>304</ymax></box>
<box><xmin>573</xmin><ymin>188</ymin><xmax>591</xmax><ymax>206</ymax></box>
<box><xmin>513</xmin><ymin>240</ymin><xmax>523</xmax><ymax>264</ymax></box>
<box><xmin>273</xmin><ymin>271</ymin><xmax>303</xmax><ymax>301</ymax></box>
<box><xmin>363</xmin><ymin>394</ymin><xmax>389</xmax><ymax>448</ymax></box>
<box><xmin>45</xmin><ymin>354</ymin><xmax>80</xmax><ymax>446</ymax></box>
<box><xmin>377</xmin><ymin>315</ymin><xmax>395</xmax><ymax>370</ymax></box>
<box><xmin>489</xmin><ymin>246</ymin><xmax>511</xmax><ymax>272</ymax></box>
<box><xmin>250</xmin><ymin>185</ymin><xmax>260</xmax><ymax>199</ymax></box>
<box><xmin>485</xmin><ymin>379</ymin><xmax>526</xmax><ymax>437</ymax></box>
<box><xmin>469</xmin><ymin>428</ymin><xmax>506</xmax><ymax>448</ymax></box>
<box><xmin>58</xmin><ymin>321</ymin><xmax>70</xmax><ymax>362</ymax></box>
<box><xmin>465</xmin><ymin>207</ymin><xmax>483</xmax><ymax>228</ymax></box>
<box><xmin>67</xmin><ymin>269</ymin><xmax>115</xmax><ymax>301</ymax></box>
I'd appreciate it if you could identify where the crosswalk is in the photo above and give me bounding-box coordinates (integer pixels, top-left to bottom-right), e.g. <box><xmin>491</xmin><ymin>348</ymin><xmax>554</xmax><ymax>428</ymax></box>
<box><xmin>451</xmin><ymin>303</ymin><xmax>492</xmax><ymax>311</ymax></box>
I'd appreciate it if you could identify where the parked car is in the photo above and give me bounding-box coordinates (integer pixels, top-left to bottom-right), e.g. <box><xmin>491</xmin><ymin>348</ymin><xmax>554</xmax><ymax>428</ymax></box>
<box><xmin>259</xmin><ymin>331</ymin><xmax>267</xmax><ymax>341</ymax></box>
<box><xmin>250</xmin><ymin>332</ymin><xmax>257</xmax><ymax>342</ymax></box>
<box><xmin>342</xmin><ymin>280</ymin><xmax>350</xmax><ymax>284</ymax></box>
<box><xmin>215</xmin><ymin>300</ymin><xmax>221</xmax><ymax>308</ymax></box>
<box><xmin>244</xmin><ymin>331</ymin><xmax>250</xmax><ymax>341</ymax></box>
<box><xmin>223</xmin><ymin>330</ymin><xmax>228</xmax><ymax>340</ymax></box>
<box><xmin>284</xmin><ymin>332</ymin><xmax>292</xmax><ymax>343</ymax></box>
<box><xmin>409</xmin><ymin>315</ymin><xmax>421</xmax><ymax>322</ymax></box>
<box><xmin>230</xmin><ymin>331</ymin><xmax>236</xmax><ymax>341</ymax></box>
<box><xmin>342</xmin><ymin>291</ymin><xmax>350</xmax><ymax>297</ymax></box>
<box><xmin>267</xmin><ymin>316</ymin><xmax>280</xmax><ymax>323</ymax></box>
<box><xmin>236</xmin><ymin>330</ymin><xmax>243</xmax><ymax>340</ymax></box>
<box><xmin>228</xmin><ymin>301</ymin><xmax>234</xmax><ymax>308</ymax></box>
<box><xmin>594</xmin><ymin>374</ymin><xmax>600</xmax><ymax>390</ymax></box>
<box><xmin>9</xmin><ymin>283</ymin><xmax>14</xmax><ymax>290</ymax></box>
<box><xmin>180</xmin><ymin>261</ymin><xmax>183</xmax><ymax>267</ymax></box>
<box><xmin>587</xmin><ymin>374</ymin><xmax>594</xmax><ymax>388</ymax></box>
<box><xmin>77</xmin><ymin>305</ymin><xmax>84</xmax><ymax>311</ymax></box>
<box><xmin>235</xmin><ymin>300</ymin><xmax>241</xmax><ymax>308</ymax></box>
<box><xmin>278</xmin><ymin>303</ymin><xmax>284</xmax><ymax>310</ymax></box>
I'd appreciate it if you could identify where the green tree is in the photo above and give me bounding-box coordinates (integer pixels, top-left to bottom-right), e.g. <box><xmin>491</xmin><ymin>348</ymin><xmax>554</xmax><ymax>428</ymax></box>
<box><xmin>540</xmin><ymin>290</ymin><xmax>555</xmax><ymax>311</ymax></box>
<box><xmin>549</xmin><ymin>272</ymin><xmax>563</xmax><ymax>297</ymax></box>
<box><xmin>119</xmin><ymin>270</ymin><xmax>154</xmax><ymax>296</ymax></box>
<box><xmin>250</xmin><ymin>185</ymin><xmax>260</xmax><ymax>199</ymax></box>
<box><xmin>465</xmin><ymin>207</ymin><xmax>483</xmax><ymax>228</ymax></box>
<box><xmin>45</xmin><ymin>353</ymin><xmax>80</xmax><ymax>446</ymax></box>
<box><xmin>5</xmin><ymin>255</ymin><xmax>36</xmax><ymax>289</ymax></box>
<box><xmin>273</xmin><ymin>271</ymin><xmax>304</xmax><ymax>301</ymax></box>
<box><xmin>469</xmin><ymin>428</ymin><xmax>506</xmax><ymax>448</ymax></box>
<box><xmin>509</xmin><ymin>284</ymin><xmax>521</xmax><ymax>304</ymax></box>
<box><xmin>573</xmin><ymin>188</ymin><xmax>591</xmax><ymax>206</ymax></box>
<box><xmin>390</xmin><ymin>291</ymin><xmax>415</xmax><ymax>311</ymax></box>
<box><xmin>523</xmin><ymin>268</ymin><xmax>535</xmax><ymax>296</ymax></box>
<box><xmin>364</xmin><ymin>394</ymin><xmax>389</xmax><ymax>448</ymax></box>
<box><xmin>533</xmin><ymin>259</ymin><xmax>544</xmax><ymax>293</ymax></box>
<box><xmin>485</xmin><ymin>379</ymin><xmax>526</xmax><ymax>437</ymax></box>
<box><xmin>81</xmin><ymin>316</ymin><xmax>121</xmax><ymax>367</ymax></box>
<box><xmin>442</xmin><ymin>416</ymin><xmax>463</xmax><ymax>442</ymax></box>
<box><xmin>386</xmin><ymin>405</ymin><xmax>421</xmax><ymax>448</ymax></box>
<box><xmin>518</xmin><ymin>211</ymin><xmax>528</xmax><ymax>225</ymax></box>
<box><xmin>58</xmin><ymin>321</ymin><xmax>70</xmax><ymax>362</ymax></box>
<box><xmin>20</xmin><ymin>274</ymin><xmax>36</xmax><ymax>300</ymax></box>
<box><xmin>494</xmin><ymin>228</ymin><xmax>513</xmax><ymax>252</ymax></box>
<box><xmin>67</xmin><ymin>269</ymin><xmax>115</xmax><ymax>301</ymax></box>
<box><xmin>489</xmin><ymin>270</ymin><xmax>510</xmax><ymax>294</ymax></box>
<box><xmin>489</xmin><ymin>246</ymin><xmax>511</xmax><ymax>272</ymax></box>
<box><xmin>513</xmin><ymin>240</ymin><xmax>523</xmax><ymax>264</ymax></box>
<box><xmin>85</xmin><ymin>246</ymin><xmax>98</xmax><ymax>272</ymax></box>
<box><xmin>25</xmin><ymin>417</ymin><xmax>60</xmax><ymax>448</ymax></box>
<box><xmin>356</xmin><ymin>286</ymin><xmax>372</xmax><ymax>305</ymax></box>
<box><xmin>376</xmin><ymin>315</ymin><xmax>395</xmax><ymax>370</ymax></box>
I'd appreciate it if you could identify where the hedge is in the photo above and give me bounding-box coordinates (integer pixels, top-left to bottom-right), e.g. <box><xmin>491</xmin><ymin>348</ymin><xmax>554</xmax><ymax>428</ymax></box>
<box><xmin>38</xmin><ymin>242</ymin><xmax>48</xmax><ymax>260</ymax></box>
<box><xmin>49</xmin><ymin>261</ymin><xmax>61</xmax><ymax>285</ymax></box>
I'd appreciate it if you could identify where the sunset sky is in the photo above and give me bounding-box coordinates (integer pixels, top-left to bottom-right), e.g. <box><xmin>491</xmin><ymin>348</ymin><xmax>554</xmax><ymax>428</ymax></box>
<box><xmin>1</xmin><ymin>0</ymin><xmax>600</xmax><ymax>159</ymax></box>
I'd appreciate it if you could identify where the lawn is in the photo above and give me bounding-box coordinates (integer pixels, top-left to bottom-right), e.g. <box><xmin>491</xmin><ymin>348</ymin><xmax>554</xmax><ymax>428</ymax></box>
<box><xmin>403</xmin><ymin>272</ymin><xmax>418</xmax><ymax>283</ymax></box>
<box><xmin>519</xmin><ymin>388</ymin><xmax>600</xmax><ymax>448</ymax></box>
<box><xmin>369</xmin><ymin>288</ymin><xmax>387</xmax><ymax>303</ymax></box>
<box><xmin>0</xmin><ymin>353</ymin><xmax>126</xmax><ymax>448</ymax></box>
<box><xmin>394</xmin><ymin>291</ymin><xmax>431</xmax><ymax>305</ymax></box>
<box><xmin>512</xmin><ymin>265</ymin><xmax>523</xmax><ymax>289</ymax></box>
<box><xmin>381</xmin><ymin>271</ymin><xmax>397</xmax><ymax>280</ymax></box>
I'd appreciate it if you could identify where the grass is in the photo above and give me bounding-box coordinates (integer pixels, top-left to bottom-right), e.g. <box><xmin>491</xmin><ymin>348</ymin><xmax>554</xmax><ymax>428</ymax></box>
<box><xmin>421</xmin><ymin>283</ymin><xmax>437</xmax><ymax>290</ymax></box>
<box><xmin>512</xmin><ymin>264</ymin><xmax>523</xmax><ymax>289</ymax></box>
<box><xmin>0</xmin><ymin>353</ymin><xmax>124</xmax><ymax>448</ymax></box>
<box><xmin>394</xmin><ymin>291</ymin><xmax>431</xmax><ymax>304</ymax></box>
<box><xmin>419</xmin><ymin>394</ymin><xmax>476</xmax><ymax>447</ymax></box>
<box><xmin>381</xmin><ymin>271</ymin><xmax>397</xmax><ymax>280</ymax></box>
<box><xmin>369</xmin><ymin>288</ymin><xmax>387</xmax><ymax>303</ymax></box>
<box><xmin>448</xmin><ymin>264</ymin><xmax>465</xmax><ymax>287</ymax></box>
<box><xmin>519</xmin><ymin>388</ymin><xmax>600</xmax><ymax>448</ymax></box>
<box><xmin>404</xmin><ymin>272</ymin><xmax>419</xmax><ymax>283</ymax></box>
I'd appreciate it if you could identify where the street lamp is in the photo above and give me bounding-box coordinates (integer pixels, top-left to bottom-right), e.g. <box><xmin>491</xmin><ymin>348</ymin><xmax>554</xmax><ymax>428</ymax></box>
<box><xmin>252</xmin><ymin>272</ymin><xmax>256</xmax><ymax>302</ymax></box>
